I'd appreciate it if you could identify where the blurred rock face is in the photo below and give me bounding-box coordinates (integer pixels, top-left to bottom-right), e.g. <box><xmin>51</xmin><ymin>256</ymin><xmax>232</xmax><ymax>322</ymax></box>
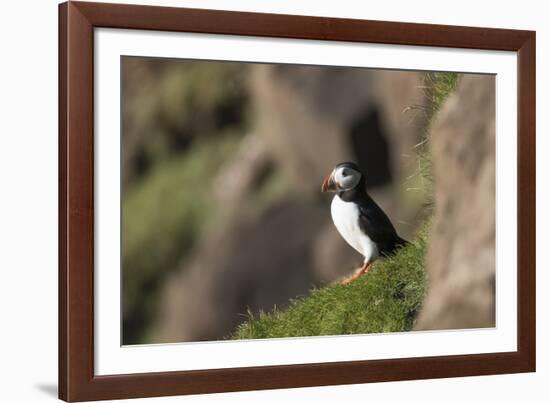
<box><xmin>415</xmin><ymin>75</ymin><xmax>496</xmax><ymax>330</ymax></box>
<box><xmin>158</xmin><ymin>199</ymin><xmax>325</xmax><ymax>342</ymax></box>
<box><xmin>251</xmin><ymin>65</ymin><xmax>429</xmax><ymax>194</ymax></box>
<box><xmin>121</xmin><ymin>57</ymin><xmax>249</xmax><ymax>189</ymax></box>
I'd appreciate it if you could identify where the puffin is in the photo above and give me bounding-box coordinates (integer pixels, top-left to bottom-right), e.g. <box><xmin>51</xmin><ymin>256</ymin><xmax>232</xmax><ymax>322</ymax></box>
<box><xmin>321</xmin><ymin>162</ymin><xmax>408</xmax><ymax>285</ymax></box>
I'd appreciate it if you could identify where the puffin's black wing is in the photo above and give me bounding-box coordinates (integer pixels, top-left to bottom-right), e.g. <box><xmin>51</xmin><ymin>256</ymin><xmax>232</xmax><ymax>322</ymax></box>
<box><xmin>357</xmin><ymin>195</ymin><xmax>408</xmax><ymax>256</ymax></box>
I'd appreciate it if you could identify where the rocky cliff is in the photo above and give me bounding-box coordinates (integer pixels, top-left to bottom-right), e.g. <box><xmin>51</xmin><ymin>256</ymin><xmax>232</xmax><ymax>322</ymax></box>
<box><xmin>415</xmin><ymin>75</ymin><xmax>496</xmax><ymax>330</ymax></box>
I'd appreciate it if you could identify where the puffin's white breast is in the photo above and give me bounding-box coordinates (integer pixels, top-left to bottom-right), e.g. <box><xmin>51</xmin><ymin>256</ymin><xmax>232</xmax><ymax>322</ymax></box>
<box><xmin>330</xmin><ymin>195</ymin><xmax>379</xmax><ymax>263</ymax></box>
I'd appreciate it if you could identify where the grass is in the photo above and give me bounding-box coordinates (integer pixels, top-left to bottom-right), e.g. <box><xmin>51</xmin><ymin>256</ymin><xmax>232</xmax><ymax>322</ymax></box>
<box><xmin>407</xmin><ymin>72</ymin><xmax>460</xmax><ymax>209</ymax></box>
<box><xmin>233</xmin><ymin>225</ymin><xmax>428</xmax><ymax>339</ymax></box>
<box><xmin>419</xmin><ymin>72</ymin><xmax>460</xmax><ymax>178</ymax></box>
<box><xmin>424</xmin><ymin>72</ymin><xmax>460</xmax><ymax>114</ymax></box>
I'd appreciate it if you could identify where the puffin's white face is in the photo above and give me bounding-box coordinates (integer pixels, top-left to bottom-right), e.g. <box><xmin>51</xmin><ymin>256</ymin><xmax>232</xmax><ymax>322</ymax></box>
<box><xmin>321</xmin><ymin>165</ymin><xmax>362</xmax><ymax>192</ymax></box>
<box><xmin>333</xmin><ymin>166</ymin><xmax>361</xmax><ymax>190</ymax></box>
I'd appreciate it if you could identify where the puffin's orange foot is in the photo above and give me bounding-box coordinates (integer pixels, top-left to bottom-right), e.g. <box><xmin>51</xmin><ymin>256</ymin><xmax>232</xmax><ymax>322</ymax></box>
<box><xmin>340</xmin><ymin>269</ymin><xmax>362</xmax><ymax>285</ymax></box>
<box><xmin>340</xmin><ymin>262</ymin><xmax>371</xmax><ymax>285</ymax></box>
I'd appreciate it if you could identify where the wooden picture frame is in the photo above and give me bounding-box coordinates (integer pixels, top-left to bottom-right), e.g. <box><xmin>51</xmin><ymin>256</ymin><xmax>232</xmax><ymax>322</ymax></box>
<box><xmin>59</xmin><ymin>1</ymin><xmax>536</xmax><ymax>401</ymax></box>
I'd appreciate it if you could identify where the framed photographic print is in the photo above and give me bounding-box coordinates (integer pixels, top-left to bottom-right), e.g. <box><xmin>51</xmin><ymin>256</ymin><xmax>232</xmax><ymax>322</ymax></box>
<box><xmin>59</xmin><ymin>1</ymin><xmax>536</xmax><ymax>401</ymax></box>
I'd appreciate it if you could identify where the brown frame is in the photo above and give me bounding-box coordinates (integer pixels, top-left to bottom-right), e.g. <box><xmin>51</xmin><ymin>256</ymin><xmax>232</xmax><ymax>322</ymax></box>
<box><xmin>59</xmin><ymin>1</ymin><xmax>536</xmax><ymax>401</ymax></box>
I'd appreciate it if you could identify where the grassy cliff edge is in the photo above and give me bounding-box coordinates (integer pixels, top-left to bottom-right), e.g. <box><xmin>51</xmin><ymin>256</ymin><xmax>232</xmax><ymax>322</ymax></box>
<box><xmin>233</xmin><ymin>225</ymin><xmax>428</xmax><ymax>339</ymax></box>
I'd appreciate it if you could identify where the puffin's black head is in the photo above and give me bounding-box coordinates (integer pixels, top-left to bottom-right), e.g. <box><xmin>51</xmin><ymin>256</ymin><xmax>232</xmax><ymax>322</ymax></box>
<box><xmin>321</xmin><ymin>162</ymin><xmax>363</xmax><ymax>193</ymax></box>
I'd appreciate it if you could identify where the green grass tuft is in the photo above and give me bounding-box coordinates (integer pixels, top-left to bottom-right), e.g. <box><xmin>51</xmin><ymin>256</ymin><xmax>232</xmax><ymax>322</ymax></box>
<box><xmin>232</xmin><ymin>226</ymin><xmax>429</xmax><ymax>339</ymax></box>
<box><xmin>424</xmin><ymin>72</ymin><xmax>460</xmax><ymax>113</ymax></box>
<box><xmin>410</xmin><ymin>72</ymin><xmax>460</xmax><ymax>207</ymax></box>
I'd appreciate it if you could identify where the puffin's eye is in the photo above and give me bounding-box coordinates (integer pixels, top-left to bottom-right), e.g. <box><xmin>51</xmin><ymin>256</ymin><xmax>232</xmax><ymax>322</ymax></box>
<box><xmin>341</xmin><ymin>170</ymin><xmax>348</xmax><ymax>177</ymax></box>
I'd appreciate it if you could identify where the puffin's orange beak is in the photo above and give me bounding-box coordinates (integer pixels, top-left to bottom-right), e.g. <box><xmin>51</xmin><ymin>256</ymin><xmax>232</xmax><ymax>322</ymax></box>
<box><xmin>321</xmin><ymin>171</ymin><xmax>337</xmax><ymax>192</ymax></box>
